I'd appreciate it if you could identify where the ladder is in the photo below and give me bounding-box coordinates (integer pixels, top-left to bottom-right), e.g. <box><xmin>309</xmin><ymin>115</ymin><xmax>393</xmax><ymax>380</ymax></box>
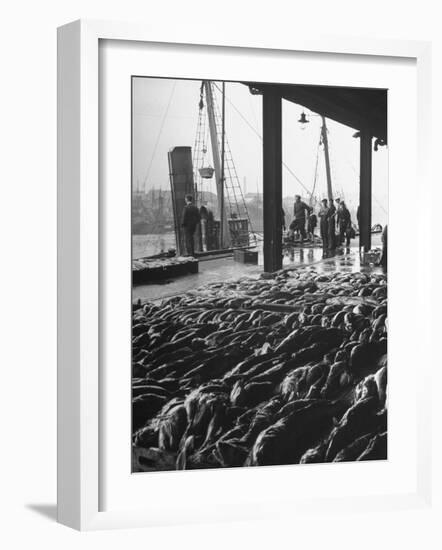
<box><xmin>193</xmin><ymin>81</ymin><xmax>257</xmax><ymax>247</ymax></box>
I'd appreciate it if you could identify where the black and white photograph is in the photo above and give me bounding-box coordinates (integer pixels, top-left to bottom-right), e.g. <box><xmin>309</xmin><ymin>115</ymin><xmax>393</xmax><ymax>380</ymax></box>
<box><xmin>4</xmin><ymin>0</ymin><xmax>439</xmax><ymax>540</ymax></box>
<box><xmin>131</xmin><ymin>77</ymin><xmax>388</xmax><ymax>472</ymax></box>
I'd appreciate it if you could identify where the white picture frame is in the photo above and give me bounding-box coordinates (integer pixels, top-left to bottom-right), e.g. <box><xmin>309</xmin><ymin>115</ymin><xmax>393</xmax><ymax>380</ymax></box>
<box><xmin>57</xmin><ymin>19</ymin><xmax>432</xmax><ymax>531</ymax></box>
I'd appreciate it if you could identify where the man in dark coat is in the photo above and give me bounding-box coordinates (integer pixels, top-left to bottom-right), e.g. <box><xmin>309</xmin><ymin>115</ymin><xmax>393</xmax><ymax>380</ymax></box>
<box><xmin>181</xmin><ymin>194</ymin><xmax>201</xmax><ymax>256</ymax></box>
<box><xmin>307</xmin><ymin>211</ymin><xmax>317</xmax><ymax>242</ymax></box>
<box><xmin>379</xmin><ymin>224</ymin><xmax>387</xmax><ymax>271</ymax></box>
<box><xmin>327</xmin><ymin>198</ymin><xmax>337</xmax><ymax>251</ymax></box>
<box><xmin>318</xmin><ymin>198</ymin><xmax>329</xmax><ymax>252</ymax></box>
<box><xmin>336</xmin><ymin>201</ymin><xmax>352</xmax><ymax>247</ymax></box>
<box><xmin>290</xmin><ymin>195</ymin><xmax>312</xmax><ymax>241</ymax></box>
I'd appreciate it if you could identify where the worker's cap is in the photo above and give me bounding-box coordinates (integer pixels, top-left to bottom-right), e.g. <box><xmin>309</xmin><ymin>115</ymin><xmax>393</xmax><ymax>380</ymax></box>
<box><xmin>295</xmin><ymin>194</ymin><xmax>301</xmax><ymax>199</ymax></box>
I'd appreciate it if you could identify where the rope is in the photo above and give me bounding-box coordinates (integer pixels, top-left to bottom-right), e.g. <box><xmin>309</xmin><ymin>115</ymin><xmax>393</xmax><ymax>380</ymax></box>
<box><xmin>142</xmin><ymin>81</ymin><xmax>176</xmax><ymax>192</ymax></box>
<box><xmin>210</xmin><ymin>84</ymin><xmax>257</xmax><ymax>244</ymax></box>
<box><xmin>213</xmin><ymin>83</ymin><xmax>311</xmax><ymax>196</ymax></box>
<box><xmin>310</xmin><ymin>128</ymin><xmax>322</xmax><ymax>204</ymax></box>
<box><xmin>343</xmin><ymin>157</ymin><xmax>388</xmax><ymax>216</ymax></box>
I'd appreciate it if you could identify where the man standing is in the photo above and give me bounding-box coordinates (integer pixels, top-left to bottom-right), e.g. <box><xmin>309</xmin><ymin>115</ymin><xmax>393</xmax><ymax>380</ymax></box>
<box><xmin>181</xmin><ymin>194</ymin><xmax>201</xmax><ymax>257</ymax></box>
<box><xmin>318</xmin><ymin>198</ymin><xmax>329</xmax><ymax>252</ymax></box>
<box><xmin>336</xmin><ymin>200</ymin><xmax>352</xmax><ymax>247</ymax></box>
<box><xmin>307</xmin><ymin>210</ymin><xmax>317</xmax><ymax>242</ymax></box>
<box><xmin>327</xmin><ymin>198</ymin><xmax>337</xmax><ymax>251</ymax></box>
<box><xmin>291</xmin><ymin>194</ymin><xmax>312</xmax><ymax>241</ymax></box>
<box><xmin>379</xmin><ymin>224</ymin><xmax>387</xmax><ymax>271</ymax></box>
<box><xmin>199</xmin><ymin>202</ymin><xmax>209</xmax><ymax>251</ymax></box>
<box><xmin>334</xmin><ymin>198</ymin><xmax>341</xmax><ymax>234</ymax></box>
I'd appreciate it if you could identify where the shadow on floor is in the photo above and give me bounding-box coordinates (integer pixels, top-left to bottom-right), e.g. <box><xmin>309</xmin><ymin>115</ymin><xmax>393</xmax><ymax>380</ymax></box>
<box><xmin>26</xmin><ymin>503</ymin><xmax>57</xmax><ymax>522</ymax></box>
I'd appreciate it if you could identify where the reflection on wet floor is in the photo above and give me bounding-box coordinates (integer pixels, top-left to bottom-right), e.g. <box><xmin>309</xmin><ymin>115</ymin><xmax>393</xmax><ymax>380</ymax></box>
<box><xmin>133</xmin><ymin>241</ymin><xmax>383</xmax><ymax>303</ymax></box>
<box><xmin>283</xmin><ymin>246</ymin><xmax>320</xmax><ymax>266</ymax></box>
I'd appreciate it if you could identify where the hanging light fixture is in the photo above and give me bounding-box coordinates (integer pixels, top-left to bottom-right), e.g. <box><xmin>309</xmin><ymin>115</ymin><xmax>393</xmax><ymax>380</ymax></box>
<box><xmin>298</xmin><ymin>111</ymin><xmax>309</xmax><ymax>128</ymax></box>
<box><xmin>374</xmin><ymin>138</ymin><xmax>386</xmax><ymax>151</ymax></box>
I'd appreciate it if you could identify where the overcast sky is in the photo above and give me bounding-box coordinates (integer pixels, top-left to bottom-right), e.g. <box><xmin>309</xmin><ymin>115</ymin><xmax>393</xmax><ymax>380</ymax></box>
<box><xmin>132</xmin><ymin>77</ymin><xmax>388</xmax><ymax>224</ymax></box>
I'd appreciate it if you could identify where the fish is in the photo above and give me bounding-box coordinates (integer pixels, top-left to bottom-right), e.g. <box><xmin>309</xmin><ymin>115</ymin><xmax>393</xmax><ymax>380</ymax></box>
<box><xmin>353</xmin><ymin>375</ymin><xmax>379</xmax><ymax>403</ymax></box>
<box><xmin>357</xmin><ymin>432</ymin><xmax>387</xmax><ymax>461</ymax></box>
<box><xmin>248</xmin><ymin>358</ymin><xmax>297</xmax><ymax>385</ymax></box>
<box><xmin>223</xmin><ymin>351</ymin><xmax>277</xmax><ymax>380</ymax></box>
<box><xmin>157</xmin><ymin>403</ymin><xmax>188</xmax><ymax>452</ymax></box>
<box><xmin>300</xmin><ymin>441</ymin><xmax>328</xmax><ymax>463</ymax></box>
<box><xmin>349</xmin><ymin>342</ymin><xmax>383</xmax><ymax>373</ymax></box>
<box><xmin>325</xmin><ymin>396</ymin><xmax>380</xmax><ymax>461</ymax></box>
<box><xmin>133</xmin><ymin>269</ymin><xmax>388</xmax><ymax>470</ymax></box>
<box><xmin>133</xmin><ymin>446</ymin><xmax>176</xmax><ymax>472</ymax></box>
<box><xmin>374</xmin><ymin>366</ymin><xmax>387</xmax><ymax>408</ymax></box>
<box><xmin>133</xmin><ymin>424</ymin><xmax>158</xmax><ymax>448</ymax></box>
<box><xmin>333</xmin><ymin>432</ymin><xmax>375</xmax><ymax>462</ymax></box>
<box><xmin>249</xmin><ymin>400</ymin><xmax>347</xmax><ymax>466</ymax></box>
<box><xmin>132</xmin><ymin>385</ymin><xmax>170</xmax><ymax>398</ymax></box>
<box><xmin>230</xmin><ymin>381</ymin><xmax>275</xmax><ymax>408</ymax></box>
<box><xmin>214</xmin><ymin>439</ymin><xmax>249</xmax><ymax>467</ymax></box>
<box><xmin>132</xmin><ymin>393</ymin><xmax>168</xmax><ymax>431</ymax></box>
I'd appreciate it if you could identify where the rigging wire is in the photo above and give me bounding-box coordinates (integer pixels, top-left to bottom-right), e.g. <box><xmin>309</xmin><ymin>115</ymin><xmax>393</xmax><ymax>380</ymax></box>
<box><xmin>213</xmin><ymin>82</ymin><xmax>311</xmax><ymax>196</ymax></box>
<box><xmin>210</xmin><ymin>83</ymin><xmax>257</xmax><ymax>243</ymax></box>
<box><xmin>343</xmin><ymin>157</ymin><xmax>388</xmax><ymax>216</ymax></box>
<box><xmin>310</xmin><ymin>127</ymin><xmax>322</xmax><ymax>204</ymax></box>
<box><xmin>142</xmin><ymin>81</ymin><xmax>177</xmax><ymax>192</ymax></box>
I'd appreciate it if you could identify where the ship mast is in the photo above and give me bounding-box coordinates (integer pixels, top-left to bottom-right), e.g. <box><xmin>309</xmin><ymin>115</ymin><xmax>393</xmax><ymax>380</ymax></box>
<box><xmin>321</xmin><ymin>115</ymin><xmax>334</xmax><ymax>201</ymax></box>
<box><xmin>204</xmin><ymin>81</ymin><xmax>230</xmax><ymax>247</ymax></box>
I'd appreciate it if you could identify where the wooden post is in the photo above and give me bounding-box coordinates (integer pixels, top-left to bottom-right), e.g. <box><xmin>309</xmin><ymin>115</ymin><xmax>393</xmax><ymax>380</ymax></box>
<box><xmin>359</xmin><ymin>129</ymin><xmax>372</xmax><ymax>252</ymax></box>
<box><xmin>262</xmin><ymin>91</ymin><xmax>283</xmax><ymax>272</ymax></box>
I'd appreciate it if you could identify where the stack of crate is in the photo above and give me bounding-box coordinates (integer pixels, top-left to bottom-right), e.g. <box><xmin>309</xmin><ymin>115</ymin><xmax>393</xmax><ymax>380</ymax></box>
<box><xmin>228</xmin><ymin>218</ymin><xmax>250</xmax><ymax>247</ymax></box>
<box><xmin>233</xmin><ymin>249</ymin><xmax>258</xmax><ymax>264</ymax></box>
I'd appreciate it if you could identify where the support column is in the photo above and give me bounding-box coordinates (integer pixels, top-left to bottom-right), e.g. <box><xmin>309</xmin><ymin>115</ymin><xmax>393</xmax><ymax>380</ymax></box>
<box><xmin>359</xmin><ymin>129</ymin><xmax>372</xmax><ymax>252</ymax></box>
<box><xmin>262</xmin><ymin>91</ymin><xmax>283</xmax><ymax>272</ymax></box>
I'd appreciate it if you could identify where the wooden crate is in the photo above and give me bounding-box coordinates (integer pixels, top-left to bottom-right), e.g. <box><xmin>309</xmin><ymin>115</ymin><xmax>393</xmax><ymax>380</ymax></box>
<box><xmin>233</xmin><ymin>249</ymin><xmax>258</xmax><ymax>264</ymax></box>
<box><xmin>228</xmin><ymin>218</ymin><xmax>250</xmax><ymax>247</ymax></box>
<box><xmin>361</xmin><ymin>249</ymin><xmax>381</xmax><ymax>266</ymax></box>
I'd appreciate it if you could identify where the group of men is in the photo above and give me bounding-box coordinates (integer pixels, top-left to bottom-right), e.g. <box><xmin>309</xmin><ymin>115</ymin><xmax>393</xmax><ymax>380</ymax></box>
<box><xmin>287</xmin><ymin>194</ymin><xmax>354</xmax><ymax>252</ymax></box>
<box><xmin>182</xmin><ymin>192</ymin><xmax>356</xmax><ymax>257</ymax></box>
<box><xmin>181</xmin><ymin>194</ymin><xmax>217</xmax><ymax>256</ymax></box>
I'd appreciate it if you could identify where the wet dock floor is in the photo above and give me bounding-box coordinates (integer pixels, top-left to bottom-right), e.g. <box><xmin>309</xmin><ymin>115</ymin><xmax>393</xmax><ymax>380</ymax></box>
<box><xmin>133</xmin><ymin>235</ymin><xmax>383</xmax><ymax>303</ymax></box>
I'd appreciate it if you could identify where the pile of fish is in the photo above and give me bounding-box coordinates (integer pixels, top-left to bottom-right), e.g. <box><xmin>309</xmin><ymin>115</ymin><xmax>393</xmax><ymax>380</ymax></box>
<box><xmin>132</xmin><ymin>256</ymin><xmax>198</xmax><ymax>285</ymax></box>
<box><xmin>132</xmin><ymin>256</ymin><xmax>198</xmax><ymax>272</ymax></box>
<box><xmin>132</xmin><ymin>267</ymin><xmax>387</xmax><ymax>471</ymax></box>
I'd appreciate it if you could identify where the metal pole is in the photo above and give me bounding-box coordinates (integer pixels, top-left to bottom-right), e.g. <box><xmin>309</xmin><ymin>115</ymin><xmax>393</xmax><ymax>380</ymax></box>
<box><xmin>321</xmin><ymin>116</ymin><xmax>333</xmax><ymax>201</ymax></box>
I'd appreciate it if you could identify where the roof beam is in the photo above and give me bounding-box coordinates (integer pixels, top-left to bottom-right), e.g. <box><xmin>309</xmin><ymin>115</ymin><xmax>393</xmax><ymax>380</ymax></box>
<box><xmin>247</xmin><ymin>83</ymin><xmax>387</xmax><ymax>141</ymax></box>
